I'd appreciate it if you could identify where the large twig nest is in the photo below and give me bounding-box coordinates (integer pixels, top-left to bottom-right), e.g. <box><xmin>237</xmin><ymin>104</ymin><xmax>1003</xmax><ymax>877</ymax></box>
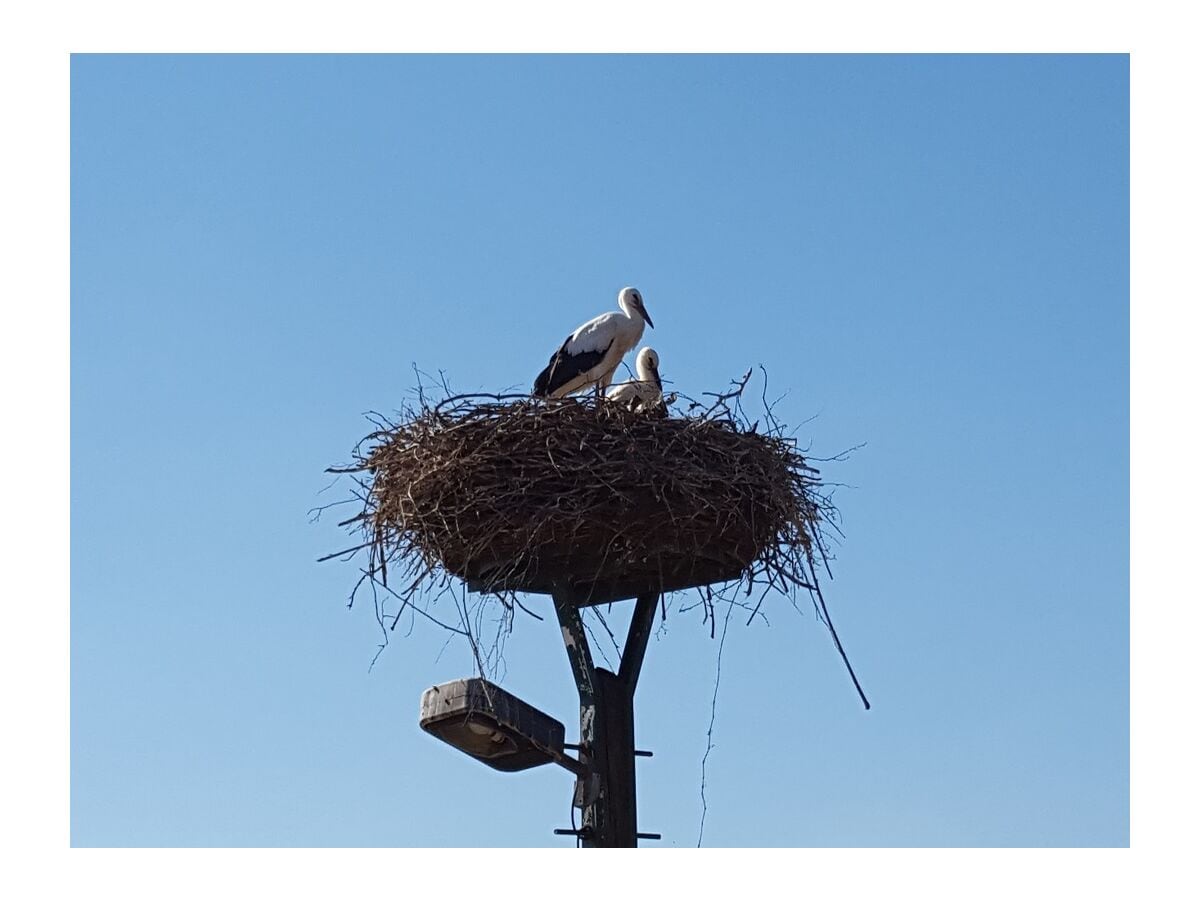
<box><xmin>329</xmin><ymin>376</ymin><xmax>838</xmax><ymax>609</ymax></box>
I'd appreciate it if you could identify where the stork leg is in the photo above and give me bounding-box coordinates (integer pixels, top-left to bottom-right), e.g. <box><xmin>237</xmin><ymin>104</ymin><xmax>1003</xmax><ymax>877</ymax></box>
<box><xmin>597</xmin><ymin>371</ymin><xmax>614</xmax><ymax>402</ymax></box>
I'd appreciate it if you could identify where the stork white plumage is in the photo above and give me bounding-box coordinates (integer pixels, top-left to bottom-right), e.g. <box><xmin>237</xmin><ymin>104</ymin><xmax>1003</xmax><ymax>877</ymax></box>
<box><xmin>532</xmin><ymin>287</ymin><xmax>654</xmax><ymax>399</ymax></box>
<box><xmin>606</xmin><ymin>347</ymin><xmax>664</xmax><ymax>411</ymax></box>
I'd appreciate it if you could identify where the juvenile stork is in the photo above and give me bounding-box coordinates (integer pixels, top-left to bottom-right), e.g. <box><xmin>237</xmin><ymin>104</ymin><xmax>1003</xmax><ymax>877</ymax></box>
<box><xmin>532</xmin><ymin>287</ymin><xmax>654</xmax><ymax>399</ymax></box>
<box><xmin>606</xmin><ymin>347</ymin><xmax>664</xmax><ymax>411</ymax></box>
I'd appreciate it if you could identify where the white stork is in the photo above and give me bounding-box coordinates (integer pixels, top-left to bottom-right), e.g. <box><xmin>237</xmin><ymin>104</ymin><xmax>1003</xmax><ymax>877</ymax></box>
<box><xmin>532</xmin><ymin>287</ymin><xmax>654</xmax><ymax>399</ymax></box>
<box><xmin>606</xmin><ymin>347</ymin><xmax>664</xmax><ymax>411</ymax></box>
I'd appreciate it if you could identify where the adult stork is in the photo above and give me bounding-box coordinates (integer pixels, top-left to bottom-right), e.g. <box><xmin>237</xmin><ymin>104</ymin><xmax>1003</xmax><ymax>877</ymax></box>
<box><xmin>532</xmin><ymin>287</ymin><xmax>654</xmax><ymax>399</ymax></box>
<box><xmin>606</xmin><ymin>347</ymin><xmax>664</xmax><ymax>411</ymax></box>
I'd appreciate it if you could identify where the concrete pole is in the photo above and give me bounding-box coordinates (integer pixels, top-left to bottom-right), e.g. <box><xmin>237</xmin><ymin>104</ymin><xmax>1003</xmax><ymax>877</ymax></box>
<box><xmin>554</xmin><ymin>591</ymin><xmax>658</xmax><ymax>847</ymax></box>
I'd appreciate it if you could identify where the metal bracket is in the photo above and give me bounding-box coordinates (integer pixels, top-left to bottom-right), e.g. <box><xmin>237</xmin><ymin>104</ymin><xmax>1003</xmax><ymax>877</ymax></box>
<box><xmin>553</xmin><ymin>826</ymin><xmax>594</xmax><ymax>841</ymax></box>
<box><xmin>566</xmin><ymin>742</ymin><xmax>652</xmax><ymax>758</ymax></box>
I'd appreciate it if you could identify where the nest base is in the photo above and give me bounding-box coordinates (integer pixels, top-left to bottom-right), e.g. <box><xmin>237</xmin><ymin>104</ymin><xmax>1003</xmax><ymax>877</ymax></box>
<box><xmin>466</xmin><ymin>556</ymin><xmax>748</xmax><ymax>607</ymax></box>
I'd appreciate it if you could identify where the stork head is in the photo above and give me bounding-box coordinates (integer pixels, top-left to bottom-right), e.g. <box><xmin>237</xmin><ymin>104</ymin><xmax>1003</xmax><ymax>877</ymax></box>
<box><xmin>618</xmin><ymin>286</ymin><xmax>654</xmax><ymax>328</ymax></box>
<box><xmin>636</xmin><ymin>347</ymin><xmax>662</xmax><ymax>389</ymax></box>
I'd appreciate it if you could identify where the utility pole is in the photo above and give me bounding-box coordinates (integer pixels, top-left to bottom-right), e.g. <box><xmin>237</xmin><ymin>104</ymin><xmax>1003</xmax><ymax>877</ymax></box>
<box><xmin>553</xmin><ymin>591</ymin><xmax>660</xmax><ymax>847</ymax></box>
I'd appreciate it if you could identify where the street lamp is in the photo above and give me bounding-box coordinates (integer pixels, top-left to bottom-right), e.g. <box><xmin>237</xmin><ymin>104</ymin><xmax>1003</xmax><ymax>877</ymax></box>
<box><xmin>419</xmin><ymin>678</ymin><xmax>570</xmax><ymax>773</ymax></box>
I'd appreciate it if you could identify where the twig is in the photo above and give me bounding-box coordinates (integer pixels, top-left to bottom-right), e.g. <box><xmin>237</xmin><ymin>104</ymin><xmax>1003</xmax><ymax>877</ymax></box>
<box><xmin>698</xmin><ymin>594</ymin><xmax>736</xmax><ymax>847</ymax></box>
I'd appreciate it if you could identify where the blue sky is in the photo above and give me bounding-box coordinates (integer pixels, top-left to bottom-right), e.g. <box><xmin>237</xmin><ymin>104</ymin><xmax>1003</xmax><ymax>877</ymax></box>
<box><xmin>71</xmin><ymin>54</ymin><xmax>1128</xmax><ymax>847</ymax></box>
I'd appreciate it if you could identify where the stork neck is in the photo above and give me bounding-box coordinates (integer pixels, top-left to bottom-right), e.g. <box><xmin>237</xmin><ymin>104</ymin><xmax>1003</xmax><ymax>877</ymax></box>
<box><xmin>625</xmin><ymin>309</ymin><xmax>646</xmax><ymax>342</ymax></box>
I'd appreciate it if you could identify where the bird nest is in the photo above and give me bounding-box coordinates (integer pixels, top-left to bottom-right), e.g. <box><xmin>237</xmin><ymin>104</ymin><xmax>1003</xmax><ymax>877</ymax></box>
<box><xmin>324</xmin><ymin>372</ymin><xmax>843</xmax><ymax>620</ymax></box>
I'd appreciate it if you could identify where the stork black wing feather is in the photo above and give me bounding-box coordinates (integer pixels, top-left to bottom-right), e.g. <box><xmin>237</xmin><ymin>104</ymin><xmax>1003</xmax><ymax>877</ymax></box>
<box><xmin>533</xmin><ymin>337</ymin><xmax>613</xmax><ymax>397</ymax></box>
